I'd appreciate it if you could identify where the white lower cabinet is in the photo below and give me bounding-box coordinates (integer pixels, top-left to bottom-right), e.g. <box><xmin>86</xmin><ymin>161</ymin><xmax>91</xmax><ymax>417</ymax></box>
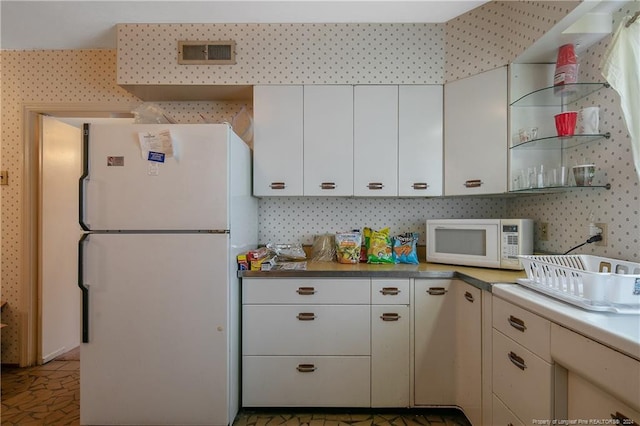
<box><xmin>371</xmin><ymin>279</ymin><xmax>410</xmax><ymax>407</ymax></box>
<box><xmin>551</xmin><ymin>323</ymin><xmax>640</xmax><ymax>424</ymax></box>
<box><xmin>493</xmin><ymin>394</ymin><xmax>526</xmax><ymax>426</ymax></box>
<box><xmin>492</xmin><ymin>296</ymin><xmax>554</xmax><ymax>425</ymax></box>
<box><xmin>243</xmin><ymin>277</ymin><xmax>413</xmax><ymax>408</ymax></box>
<box><xmin>414</xmin><ymin>279</ymin><xmax>482</xmax><ymax>424</ymax></box>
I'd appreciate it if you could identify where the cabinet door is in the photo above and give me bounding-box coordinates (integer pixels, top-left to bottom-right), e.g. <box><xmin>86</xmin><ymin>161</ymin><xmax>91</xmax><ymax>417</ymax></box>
<box><xmin>567</xmin><ymin>371</ymin><xmax>640</xmax><ymax>425</ymax></box>
<box><xmin>398</xmin><ymin>85</ymin><xmax>443</xmax><ymax>196</ymax></box>
<box><xmin>444</xmin><ymin>67</ymin><xmax>508</xmax><ymax>196</ymax></box>
<box><xmin>414</xmin><ymin>279</ymin><xmax>456</xmax><ymax>405</ymax></box>
<box><xmin>354</xmin><ymin>85</ymin><xmax>399</xmax><ymax>196</ymax></box>
<box><xmin>455</xmin><ymin>282</ymin><xmax>482</xmax><ymax>426</ymax></box>
<box><xmin>371</xmin><ymin>305</ymin><xmax>410</xmax><ymax>407</ymax></box>
<box><xmin>304</xmin><ymin>85</ymin><xmax>354</xmax><ymax>196</ymax></box>
<box><xmin>253</xmin><ymin>85</ymin><xmax>303</xmax><ymax>196</ymax></box>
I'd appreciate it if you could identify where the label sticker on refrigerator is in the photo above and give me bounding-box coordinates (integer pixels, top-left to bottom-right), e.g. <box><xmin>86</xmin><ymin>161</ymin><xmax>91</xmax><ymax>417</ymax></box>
<box><xmin>148</xmin><ymin>162</ymin><xmax>160</xmax><ymax>176</ymax></box>
<box><xmin>147</xmin><ymin>151</ymin><xmax>165</xmax><ymax>163</ymax></box>
<box><xmin>107</xmin><ymin>156</ymin><xmax>124</xmax><ymax>167</ymax></box>
<box><xmin>138</xmin><ymin>130</ymin><xmax>174</xmax><ymax>161</ymax></box>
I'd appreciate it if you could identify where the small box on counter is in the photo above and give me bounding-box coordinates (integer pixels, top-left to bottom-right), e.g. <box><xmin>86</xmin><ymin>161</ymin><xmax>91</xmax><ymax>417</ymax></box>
<box><xmin>247</xmin><ymin>247</ymin><xmax>270</xmax><ymax>261</ymax></box>
<box><xmin>251</xmin><ymin>255</ymin><xmax>276</xmax><ymax>271</ymax></box>
<box><xmin>237</xmin><ymin>254</ymin><xmax>249</xmax><ymax>270</ymax></box>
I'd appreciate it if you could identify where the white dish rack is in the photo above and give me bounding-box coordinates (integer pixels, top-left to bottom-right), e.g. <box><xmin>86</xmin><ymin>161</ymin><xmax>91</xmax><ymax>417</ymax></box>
<box><xmin>517</xmin><ymin>255</ymin><xmax>640</xmax><ymax>314</ymax></box>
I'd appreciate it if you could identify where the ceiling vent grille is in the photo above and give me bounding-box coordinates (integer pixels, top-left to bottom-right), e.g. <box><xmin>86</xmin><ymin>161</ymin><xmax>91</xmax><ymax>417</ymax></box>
<box><xmin>178</xmin><ymin>41</ymin><xmax>236</xmax><ymax>65</ymax></box>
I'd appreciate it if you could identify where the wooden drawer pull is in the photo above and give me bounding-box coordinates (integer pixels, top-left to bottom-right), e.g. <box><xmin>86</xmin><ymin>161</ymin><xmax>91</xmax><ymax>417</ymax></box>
<box><xmin>464</xmin><ymin>291</ymin><xmax>475</xmax><ymax>303</ymax></box>
<box><xmin>508</xmin><ymin>351</ymin><xmax>527</xmax><ymax>371</ymax></box>
<box><xmin>320</xmin><ymin>182</ymin><xmax>336</xmax><ymax>190</ymax></box>
<box><xmin>296</xmin><ymin>364</ymin><xmax>317</xmax><ymax>373</ymax></box>
<box><xmin>380</xmin><ymin>287</ymin><xmax>400</xmax><ymax>296</ymax></box>
<box><xmin>508</xmin><ymin>315</ymin><xmax>527</xmax><ymax>332</ymax></box>
<box><xmin>296</xmin><ymin>287</ymin><xmax>316</xmax><ymax>295</ymax></box>
<box><xmin>380</xmin><ymin>313</ymin><xmax>401</xmax><ymax>321</ymax></box>
<box><xmin>269</xmin><ymin>182</ymin><xmax>286</xmax><ymax>189</ymax></box>
<box><xmin>296</xmin><ymin>312</ymin><xmax>316</xmax><ymax>321</ymax></box>
<box><xmin>464</xmin><ymin>179</ymin><xmax>483</xmax><ymax>188</ymax></box>
<box><xmin>427</xmin><ymin>287</ymin><xmax>447</xmax><ymax>296</ymax></box>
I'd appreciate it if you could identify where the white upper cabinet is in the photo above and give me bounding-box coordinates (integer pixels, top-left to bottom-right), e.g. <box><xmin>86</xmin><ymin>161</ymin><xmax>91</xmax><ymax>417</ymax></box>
<box><xmin>253</xmin><ymin>85</ymin><xmax>304</xmax><ymax>196</ymax></box>
<box><xmin>398</xmin><ymin>85</ymin><xmax>443</xmax><ymax>197</ymax></box>
<box><xmin>303</xmin><ymin>85</ymin><xmax>354</xmax><ymax>196</ymax></box>
<box><xmin>444</xmin><ymin>66</ymin><xmax>508</xmax><ymax>196</ymax></box>
<box><xmin>354</xmin><ymin>85</ymin><xmax>399</xmax><ymax>197</ymax></box>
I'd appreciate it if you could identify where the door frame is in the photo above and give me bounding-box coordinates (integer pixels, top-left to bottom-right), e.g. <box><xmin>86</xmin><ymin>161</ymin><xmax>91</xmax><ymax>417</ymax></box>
<box><xmin>21</xmin><ymin>103</ymin><xmax>136</xmax><ymax>366</ymax></box>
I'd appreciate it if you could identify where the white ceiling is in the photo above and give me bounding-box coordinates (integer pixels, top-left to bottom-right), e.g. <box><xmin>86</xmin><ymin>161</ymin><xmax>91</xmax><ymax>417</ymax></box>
<box><xmin>0</xmin><ymin>0</ymin><xmax>489</xmax><ymax>50</ymax></box>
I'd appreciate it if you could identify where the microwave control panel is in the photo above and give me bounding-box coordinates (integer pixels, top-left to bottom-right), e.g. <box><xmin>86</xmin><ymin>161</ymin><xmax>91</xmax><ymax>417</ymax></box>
<box><xmin>501</xmin><ymin>224</ymin><xmax>521</xmax><ymax>261</ymax></box>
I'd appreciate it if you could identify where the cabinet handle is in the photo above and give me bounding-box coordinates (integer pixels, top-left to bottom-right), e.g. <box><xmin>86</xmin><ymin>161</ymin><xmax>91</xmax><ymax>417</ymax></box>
<box><xmin>610</xmin><ymin>411</ymin><xmax>636</xmax><ymax>425</ymax></box>
<box><xmin>380</xmin><ymin>287</ymin><xmax>400</xmax><ymax>296</ymax></box>
<box><xmin>367</xmin><ymin>182</ymin><xmax>384</xmax><ymax>190</ymax></box>
<box><xmin>296</xmin><ymin>286</ymin><xmax>316</xmax><ymax>295</ymax></box>
<box><xmin>507</xmin><ymin>351</ymin><xmax>527</xmax><ymax>371</ymax></box>
<box><xmin>427</xmin><ymin>287</ymin><xmax>447</xmax><ymax>296</ymax></box>
<box><xmin>508</xmin><ymin>315</ymin><xmax>527</xmax><ymax>332</ymax></box>
<box><xmin>412</xmin><ymin>182</ymin><xmax>429</xmax><ymax>190</ymax></box>
<box><xmin>296</xmin><ymin>363</ymin><xmax>317</xmax><ymax>373</ymax></box>
<box><xmin>320</xmin><ymin>182</ymin><xmax>336</xmax><ymax>190</ymax></box>
<box><xmin>380</xmin><ymin>313</ymin><xmax>401</xmax><ymax>321</ymax></box>
<box><xmin>296</xmin><ymin>312</ymin><xmax>316</xmax><ymax>321</ymax></box>
<box><xmin>269</xmin><ymin>182</ymin><xmax>286</xmax><ymax>190</ymax></box>
<box><xmin>464</xmin><ymin>291</ymin><xmax>475</xmax><ymax>303</ymax></box>
<box><xmin>464</xmin><ymin>179</ymin><xmax>483</xmax><ymax>188</ymax></box>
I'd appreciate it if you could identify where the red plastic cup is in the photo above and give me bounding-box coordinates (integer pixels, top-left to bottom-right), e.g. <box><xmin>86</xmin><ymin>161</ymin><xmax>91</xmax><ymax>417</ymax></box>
<box><xmin>554</xmin><ymin>111</ymin><xmax>578</xmax><ymax>137</ymax></box>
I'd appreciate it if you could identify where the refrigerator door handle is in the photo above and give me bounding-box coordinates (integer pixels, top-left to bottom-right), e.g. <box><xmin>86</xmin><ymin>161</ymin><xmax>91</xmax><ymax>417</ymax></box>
<box><xmin>79</xmin><ymin>123</ymin><xmax>90</xmax><ymax>231</ymax></box>
<box><xmin>78</xmin><ymin>233</ymin><xmax>90</xmax><ymax>343</ymax></box>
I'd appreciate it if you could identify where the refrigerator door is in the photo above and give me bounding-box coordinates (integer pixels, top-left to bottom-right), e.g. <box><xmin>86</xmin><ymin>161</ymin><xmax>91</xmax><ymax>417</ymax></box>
<box><xmin>80</xmin><ymin>233</ymin><xmax>230</xmax><ymax>425</ymax></box>
<box><xmin>82</xmin><ymin>123</ymin><xmax>230</xmax><ymax>231</ymax></box>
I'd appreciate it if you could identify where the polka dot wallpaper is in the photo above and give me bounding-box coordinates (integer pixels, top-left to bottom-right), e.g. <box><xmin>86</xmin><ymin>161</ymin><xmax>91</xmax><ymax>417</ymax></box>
<box><xmin>117</xmin><ymin>23</ymin><xmax>445</xmax><ymax>85</ymax></box>
<box><xmin>1</xmin><ymin>3</ymin><xmax>638</xmax><ymax>365</ymax></box>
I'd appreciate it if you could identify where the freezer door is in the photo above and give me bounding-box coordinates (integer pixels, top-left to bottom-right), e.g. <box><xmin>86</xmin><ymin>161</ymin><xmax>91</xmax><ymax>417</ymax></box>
<box><xmin>79</xmin><ymin>233</ymin><xmax>231</xmax><ymax>425</ymax></box>
<box><xmin>82</xmin><ymin>123</ymin><xmax>230</xmax><ymax>231</ymax></box>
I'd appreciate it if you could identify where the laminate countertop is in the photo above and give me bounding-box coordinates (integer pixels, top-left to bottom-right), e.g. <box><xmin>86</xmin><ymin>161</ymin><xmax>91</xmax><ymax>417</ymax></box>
<box><xmin>239</xmin><ymin>261</ymin><xmax>527</xmax><ymax>292</ymax></box>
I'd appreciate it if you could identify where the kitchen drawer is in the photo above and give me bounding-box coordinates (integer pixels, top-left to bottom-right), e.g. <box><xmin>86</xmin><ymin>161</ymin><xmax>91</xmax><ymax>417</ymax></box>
<box><xmin>242</xmin><ymin>278</ymin><xmax>370</xmax><ymax>304</ymax></box>
<box><xmin>371</xmin><ymin>279</ymin><xmax>410</xmax><ymax>305</ymax></box>
<box><xmin>242</xmin><ymin>356</ymin><xmax>370</xmax><ymax>407</ymax></box>
<box><xmin>492</xmin><ymin>329</ymin><xmax>553</xmax><ymax>424</ymax></box>
<box><xmin>551</xmin><ymin>323</ymin><xmax>640</xmax><ymax>413</ymax></box>
<box><xmin>493</xmin><ymin>295</ymin><xmax>551</xmax><ymax>362</ymax></box>
<box><xmin>243</xmin><ymin>305</ymin><xmax>370</xmax><ymax>355</ymax></box>
<box><xmin>493</xmin><ymin>394</ymin><xmax>526</xmax><ymax>426</ymax></box>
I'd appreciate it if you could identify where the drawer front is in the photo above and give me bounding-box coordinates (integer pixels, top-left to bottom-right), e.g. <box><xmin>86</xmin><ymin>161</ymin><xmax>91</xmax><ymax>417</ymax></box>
<box><xmin>493</xmin><ymin>394</ymin><xmax>526</xmax><ymax>426</ymax></box>
<box><xmin>242</xmin><ymin>356</ymin><xmax>370</xmax><ymax>407</ymax></box>
<box><xmin>371</xmin><ymin>279</ymin><xmax>410</xmax><ymax>305</ymax></box>
<box><xmin>243</xmin><ymin>278</ymin><xmax>370</xmax><ymax>304</ymax></box>
<box><xmin>493</xmin><ymin>296</ymin><xmax>551</xmax><ymax>362</ymax></box>
<box><xmin>492</xmin><ymin>329</ymin><xmax>553</xmax><ymax>423</ymax></box>
<box><xmin>243</xmin><ymin>305</ymin><xmax>370</xmax><ymax>355</ymax></box>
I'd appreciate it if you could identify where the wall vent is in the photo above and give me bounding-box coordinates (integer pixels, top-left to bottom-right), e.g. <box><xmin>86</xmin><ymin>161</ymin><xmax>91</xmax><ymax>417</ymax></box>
<box><xmin>178</xmin><ymin>41</ymin><xmax>236</xmax><ymax>65</ymax></box>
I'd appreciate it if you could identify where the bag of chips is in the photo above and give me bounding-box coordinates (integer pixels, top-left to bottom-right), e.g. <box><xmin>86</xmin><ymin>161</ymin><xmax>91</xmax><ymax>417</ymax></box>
<box><xmin>393</xmin><ymin>232</ymin><xmax>419</xmax><ymax>264</ymax></box>
<box><xmin>364</xmin><ymin>227</ymin><xmax>394</xmax><ymax>264</ymax></box>
<box><xmin>335</xmin><ymin>232</ymin><xmax>362</xmax><ymax>264</ymax></box>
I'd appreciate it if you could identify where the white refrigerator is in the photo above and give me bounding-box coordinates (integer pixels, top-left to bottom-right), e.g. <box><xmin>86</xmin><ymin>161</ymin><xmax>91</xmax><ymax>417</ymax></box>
<box><xmin>78</xmin><ymin>123</ymin><xmax>257</xmax><ymax>425</ymax></box>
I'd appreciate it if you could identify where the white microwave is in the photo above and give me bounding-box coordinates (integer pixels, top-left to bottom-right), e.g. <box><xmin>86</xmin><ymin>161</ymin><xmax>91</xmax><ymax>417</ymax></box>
<box><xmin>426</xmin><ymin>219</ymin><xmax>534</xmax><ymax>270</ymax></box>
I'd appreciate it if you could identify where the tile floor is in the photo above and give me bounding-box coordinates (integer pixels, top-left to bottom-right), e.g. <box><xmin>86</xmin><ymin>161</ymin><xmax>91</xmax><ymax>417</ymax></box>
<box><xmin>1</xmin><ymin>358</ymin><xmax>470</xmax><ymax>426</ymax></box>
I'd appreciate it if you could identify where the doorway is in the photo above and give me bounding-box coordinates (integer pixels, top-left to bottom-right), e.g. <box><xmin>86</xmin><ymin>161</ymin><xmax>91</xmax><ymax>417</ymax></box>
<box><xmin>22</xmin><ymin>105</ymin><xmax>134</xmax><ymax>366</ymax></box>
